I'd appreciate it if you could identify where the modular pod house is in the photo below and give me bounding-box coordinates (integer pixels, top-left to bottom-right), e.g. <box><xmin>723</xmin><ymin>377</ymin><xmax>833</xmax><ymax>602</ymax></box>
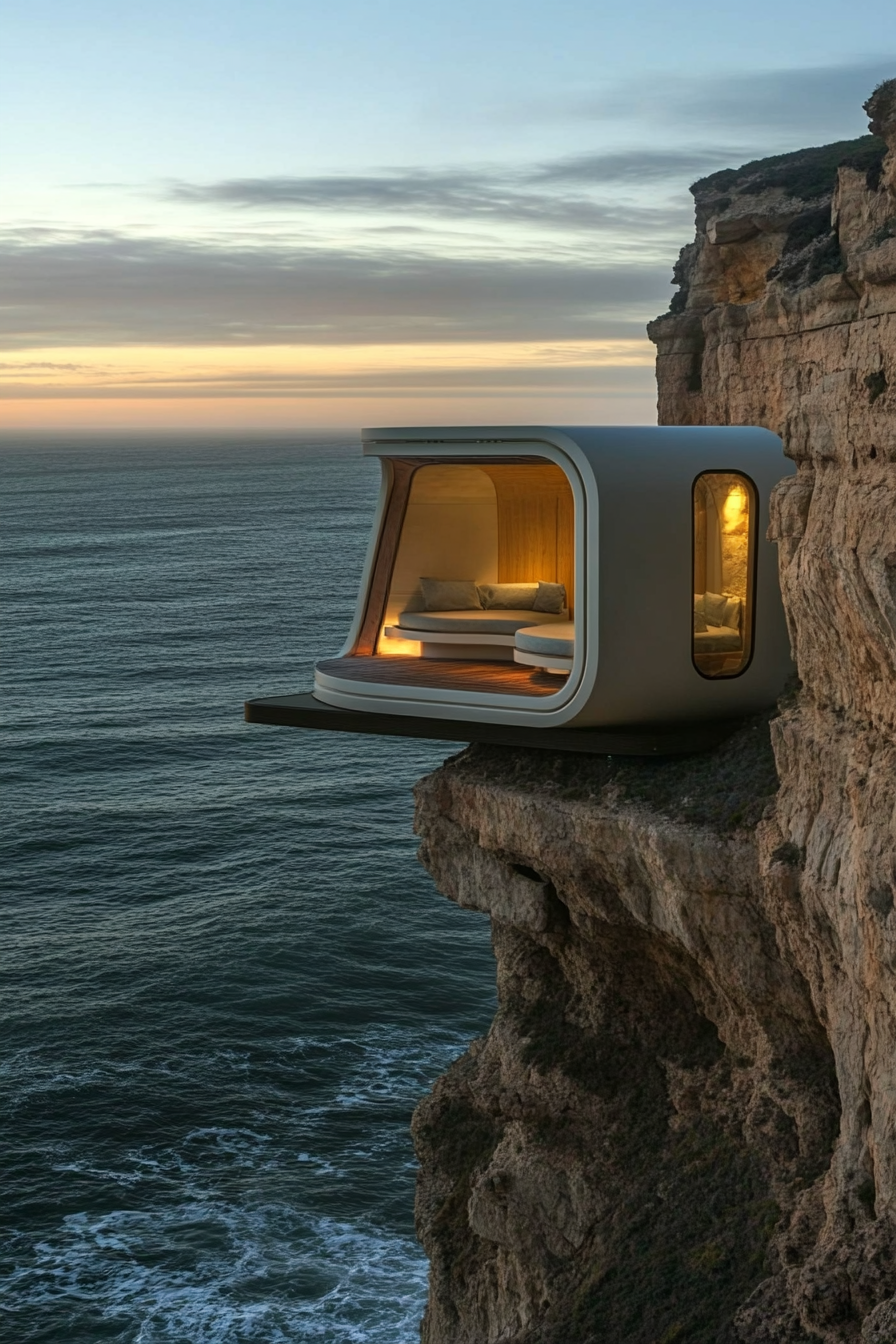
<box><xmin>246</xmin><ymin>426</ymin><xmax>795</xmax><ymax>754</ymax></box>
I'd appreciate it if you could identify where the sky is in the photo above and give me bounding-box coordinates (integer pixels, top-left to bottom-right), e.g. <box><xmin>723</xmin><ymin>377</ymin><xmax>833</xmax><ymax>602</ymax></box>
<box><xmin>1</xmin><ymin>2</ymin><xmax>894</xmax><ymax>432</ymax></box>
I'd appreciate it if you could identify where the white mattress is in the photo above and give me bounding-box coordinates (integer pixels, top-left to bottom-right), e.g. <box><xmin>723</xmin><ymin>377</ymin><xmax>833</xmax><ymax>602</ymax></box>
<box><xmin>398</xmin><ymin>609</ymin><xmax>569</xmax><ymax>636</ymax></box>
<box><xmin>514</xmin><ymin>622</ymin><xmax>575</xmax><ymax>657</ymax></box>
<box><xmin>694</xmin><ymin>625</ymin><xmax>741</xmax><ymax>653</ymax></box>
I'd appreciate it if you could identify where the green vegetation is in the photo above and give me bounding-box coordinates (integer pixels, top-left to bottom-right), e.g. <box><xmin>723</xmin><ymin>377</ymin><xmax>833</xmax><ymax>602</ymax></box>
<box><xmin>779</xmin><ymin>205</ymin><xmax>833</xmax><ymax>255</ymax></box>
<box><xmin>865</xmin><ymin>77</ymin><xmax>896</xmax><ymax>135</ymax></box>
<box><xmin>767</xmin><ymin>214</ymin><xmax>844</xmax><ymax>289</ymax></box>
<box><xmin>692</xmin><ymin>134</ymin><xmax>887</xmax><ymax>202</ymax></box>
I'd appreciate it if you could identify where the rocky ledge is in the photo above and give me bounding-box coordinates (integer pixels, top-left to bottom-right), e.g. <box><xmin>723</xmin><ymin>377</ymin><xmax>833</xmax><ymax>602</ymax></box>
<box><xmin>411</xmin><ymin>81</ymin><xmax>896</xmax><ymax>1344</ymax></box>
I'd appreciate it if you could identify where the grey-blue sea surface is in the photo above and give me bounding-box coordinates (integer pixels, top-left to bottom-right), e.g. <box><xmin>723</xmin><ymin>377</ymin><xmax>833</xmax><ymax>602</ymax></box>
<box><xmin>0</xmin><ymin>435</ymin><xmax>496</xmax><ymax>1344</ymax></box>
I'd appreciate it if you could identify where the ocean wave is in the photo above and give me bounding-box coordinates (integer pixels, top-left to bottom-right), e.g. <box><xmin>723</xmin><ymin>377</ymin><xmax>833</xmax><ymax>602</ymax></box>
<box><xmin>0</xmin><ymin>439</ymin><xmax>496</xmax><ymax>1342</ymax></box>
<box><xmin>5</xmin><ymin>1203</ymin><xmax>428</xmax><ymax>1343</ymax></box>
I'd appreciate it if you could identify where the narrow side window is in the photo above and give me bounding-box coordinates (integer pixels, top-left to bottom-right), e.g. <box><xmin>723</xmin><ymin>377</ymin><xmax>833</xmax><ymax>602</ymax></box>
<box><xmin>692</xmin><ymin>471</ymin><xmax>756</xmax><ymax>678</ymax></box>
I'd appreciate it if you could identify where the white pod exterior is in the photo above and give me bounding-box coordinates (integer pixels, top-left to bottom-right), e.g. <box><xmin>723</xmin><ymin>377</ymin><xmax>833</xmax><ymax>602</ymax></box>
<box><xmin>312</xmin><ymin>425</ymin><xmax>794</xmax><ymax>730</ymax></box>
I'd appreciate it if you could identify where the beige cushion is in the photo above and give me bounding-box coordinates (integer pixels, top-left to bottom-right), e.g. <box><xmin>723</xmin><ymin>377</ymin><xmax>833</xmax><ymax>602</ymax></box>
<box><xmin>398</xmin><ymin>609</ymin><xmax>568</xmax><ymax>635</ymax></box>
<box><xmin>723</xmin><ymin>596</ymin><xmax>742</xmax><ymax>629</ymax></box>
<box><xmin>477</xmin><ymin>582</ymin><xmax>538</xmax><ymax>610</ymax></box>
<box><xmin>420</xmin><ymin>577</ymin><xmax>482</xmax><ymax>611</ymax></box>
<box><xmin>515</xmin><ymin>623</ymin><xmax>575</xmax><ymax>657</ymax></box>
<box><xmin>703</xmin><ymin>591</ymin><xmax>728</xmax><ymax>626</ymax></box>
<box><xmin>533</xmin><ymin>581</ymin><xmax>567</xmax><ymax>614</ymax></box>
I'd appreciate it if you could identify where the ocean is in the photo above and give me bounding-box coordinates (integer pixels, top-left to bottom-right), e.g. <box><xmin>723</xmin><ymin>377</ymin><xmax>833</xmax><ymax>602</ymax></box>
<box><xmin>0</xmin><ymin>435</ymin><xmax>497</xmax><ymax>1344</ymax></box>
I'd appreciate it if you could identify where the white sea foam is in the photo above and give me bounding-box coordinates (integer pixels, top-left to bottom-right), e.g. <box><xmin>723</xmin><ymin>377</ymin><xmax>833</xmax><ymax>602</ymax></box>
<box><xmin>6</xmin><ymin>1201</ymin><xmax>429</xmax><ymax>1343</ymax></box>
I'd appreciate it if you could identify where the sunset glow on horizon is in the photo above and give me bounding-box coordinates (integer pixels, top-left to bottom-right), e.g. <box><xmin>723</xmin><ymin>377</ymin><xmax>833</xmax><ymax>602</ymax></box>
<box><xmin>2</xmin><ymin>3</ymin><xmax>892</xmax><ymax>432</ymax></box>
<box><xmin>0</xmin><ymin>338</ymin><xmax>656</xmax><ymax>429</ymax></box>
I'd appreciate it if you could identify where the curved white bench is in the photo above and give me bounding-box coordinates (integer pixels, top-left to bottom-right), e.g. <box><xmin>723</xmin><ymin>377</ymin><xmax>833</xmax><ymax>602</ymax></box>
<box><xmin>383</xmin><ymin>608</ymin><xmax>568</xmax><ymax>660</ymax></box>
<box><xmin>513</xmin><ymin>622</ymin><xmax>575</xmax><ymax>673</ymax></box>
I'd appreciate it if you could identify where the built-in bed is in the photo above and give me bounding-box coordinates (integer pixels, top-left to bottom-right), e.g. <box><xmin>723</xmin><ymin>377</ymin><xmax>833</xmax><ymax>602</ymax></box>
<box><xmin>383</xmin><ymin>584</ymin><xmax>743</xmax><ymax>674</ymax></box>
<box><xmin>693</xmin><ymin>592</ymin><xmax>744</xmax><ymax>655</ymax></box>
<box><xmin>382</xmin><ymin>579</ymin><xmax>575</xmax><ymax>669</ymax></box>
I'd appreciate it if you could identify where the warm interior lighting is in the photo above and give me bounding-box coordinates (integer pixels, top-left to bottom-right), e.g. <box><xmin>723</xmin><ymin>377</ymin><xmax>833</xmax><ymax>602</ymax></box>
<box><xmin>693</xmin><ymin>471</ymin><xmax>754</xmax><ymax>678</ymax></box>
<box><xmin>362</xmin><ymin>459</ymin><xmax>575</xmax><ymax>687</ymax></box>
<box><xmin>377</xmin><ymin>460</ymin><xmax>574</xmax><ymax>653</ymax></box>
<box><xmin>377</xmin><ymin>627</ymin><xmax>421</xmax><ymax>657</ymax></box>
<box><xmin>723</xmin><ymin>484</ymin><xmax>748</xmax><ymax>531</ymax></box>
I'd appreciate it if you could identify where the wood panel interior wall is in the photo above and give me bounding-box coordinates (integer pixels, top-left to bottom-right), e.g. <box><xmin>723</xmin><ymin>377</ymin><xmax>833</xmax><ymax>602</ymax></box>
<box><xmin>481</xmin><ymin>463</ymin><xmax>575</xmax><ymax>612</ymax></box>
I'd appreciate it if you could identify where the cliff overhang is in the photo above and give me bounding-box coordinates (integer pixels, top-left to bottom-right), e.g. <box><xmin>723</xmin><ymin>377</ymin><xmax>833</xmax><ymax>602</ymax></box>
<box><xmin>411</xmin><ymin>79</ymin><xmax>896</xmax><ymax>1344</ymax></box>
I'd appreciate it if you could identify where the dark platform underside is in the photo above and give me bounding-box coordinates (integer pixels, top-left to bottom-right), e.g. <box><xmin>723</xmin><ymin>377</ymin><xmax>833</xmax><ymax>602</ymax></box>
<box><xmin>316</xmin><ymin>654</ymin><xmax>564</xmax><ymax>696</ymax></box>
<box><xmin>244</xmin><ymin>692</ymin><xmax>743</xmax><ymax>756</ymax></box>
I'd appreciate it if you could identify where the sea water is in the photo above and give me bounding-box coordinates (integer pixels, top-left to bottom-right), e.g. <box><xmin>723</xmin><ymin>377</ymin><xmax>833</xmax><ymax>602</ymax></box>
<box><xmin>0</xmin><ymin>435</ymin><xmax>497</xmax><ymax>1344</ymax></box>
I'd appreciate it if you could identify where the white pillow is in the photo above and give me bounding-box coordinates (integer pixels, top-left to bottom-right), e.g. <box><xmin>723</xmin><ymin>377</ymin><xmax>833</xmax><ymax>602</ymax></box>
<box><xmin>703</xmin><ymin>591</ymin><xmax>728</xmax><ymax>626</ymax></box>
<box><xmin>722</xmin><ymin>596</ymin><xmax>742</xmax><ymax>629</ymax></box>
<box><xmin>420</xmin><ymin>578</ymin><xmax>482</xmax><ymax>611</ymax></box>
<box><xmin>533</xmin><ymin>581</ymin><xmax>567</xmax><ymax>614</ymax></box>
<box><xmin>477</xmin><ymin>582</ymin><xmax>538</xmax><ymax>610</ymax></box>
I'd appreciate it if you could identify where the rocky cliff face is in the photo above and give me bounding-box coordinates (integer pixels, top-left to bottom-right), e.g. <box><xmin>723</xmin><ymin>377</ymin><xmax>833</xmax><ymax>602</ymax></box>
<box><xmin>411</xmin><ymin>81</ymin><xmax>896</xmax><ymax>1344</ymax></box>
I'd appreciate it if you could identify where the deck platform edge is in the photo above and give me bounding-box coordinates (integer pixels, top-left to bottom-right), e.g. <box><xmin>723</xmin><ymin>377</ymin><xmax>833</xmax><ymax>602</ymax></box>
<box><xmin>244</xmin><ymin>692</ymin><xmax>743</xmax><ymax>756</ymax></box>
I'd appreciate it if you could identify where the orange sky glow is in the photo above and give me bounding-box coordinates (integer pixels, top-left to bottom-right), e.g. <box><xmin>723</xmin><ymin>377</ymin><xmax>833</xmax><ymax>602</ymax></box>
<box><xmin>0</xmin><ymin>339</ymin><xmax>658</xmax><ymax>430</ymax></box>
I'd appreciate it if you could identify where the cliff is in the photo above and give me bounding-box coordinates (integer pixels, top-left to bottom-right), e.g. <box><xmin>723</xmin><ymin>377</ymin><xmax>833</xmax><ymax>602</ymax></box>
<box><xmin>411</xmin><ymin>80</ymin><xmax>896</xmax><ymax>1344</ymax></box>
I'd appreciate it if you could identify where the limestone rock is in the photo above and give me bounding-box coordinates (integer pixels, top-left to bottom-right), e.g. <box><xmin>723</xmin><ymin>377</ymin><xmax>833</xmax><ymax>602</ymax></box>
<box><xmin>412</xmin><ymin>81</ymin><xmax>896</xmax><ymax>1343</ymax></box>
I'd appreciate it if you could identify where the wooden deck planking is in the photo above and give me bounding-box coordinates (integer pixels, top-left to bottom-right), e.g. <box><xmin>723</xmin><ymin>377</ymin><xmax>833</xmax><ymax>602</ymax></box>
<box><xmin>316</xmin><ymin>655</ymin><xmax>567</xmax><ymax>697</ymax></box>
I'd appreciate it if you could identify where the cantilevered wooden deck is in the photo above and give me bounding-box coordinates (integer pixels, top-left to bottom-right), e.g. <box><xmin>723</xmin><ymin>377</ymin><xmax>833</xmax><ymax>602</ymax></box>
<box><xmin>244</xmin><ymin>692</ymin><xmax>744</xmax><ymax>756</ymax></box>
<box><xmin>315</xmin><ymin>655</ymin><xmax>566</xmax><ymax>697</ymax></box>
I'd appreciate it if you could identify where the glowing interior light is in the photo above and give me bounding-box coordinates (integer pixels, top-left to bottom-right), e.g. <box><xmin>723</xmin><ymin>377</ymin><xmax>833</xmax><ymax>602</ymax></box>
<box><xmin>723</xmin><ymin>484</ymin><xmax>748</xmax><ymax>530</ymax></box>
<box><xmin>378</xmin><ymin>626</ymin><xmax>421</xmax><ymax>657</ymax></box>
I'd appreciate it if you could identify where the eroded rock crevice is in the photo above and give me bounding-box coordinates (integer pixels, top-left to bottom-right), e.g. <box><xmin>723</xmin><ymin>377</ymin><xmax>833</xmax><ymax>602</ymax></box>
<box><xmin>412</xmin><ymin>80</ymin><xmax>896</xmax><ymax>1343</ymax></box>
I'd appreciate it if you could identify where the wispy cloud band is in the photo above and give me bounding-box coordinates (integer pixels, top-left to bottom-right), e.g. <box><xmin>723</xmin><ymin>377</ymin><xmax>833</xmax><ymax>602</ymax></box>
<box><xmin>573</xmin><ymin>59</ymin><xmax>895</xmax><ymax>138</ymax></box>
<box><xmin>166</xmin><ymin>150</ymin><xmax>731</xmax><ymax>229</ymax></box>
<box><xmin>0</xmin><ymin>232</ymin><xmax>673</xmax><ymax>349</ymax></box>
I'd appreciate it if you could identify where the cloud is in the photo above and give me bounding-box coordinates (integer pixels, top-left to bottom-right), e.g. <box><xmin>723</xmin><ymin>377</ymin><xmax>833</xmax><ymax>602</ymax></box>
<box><xmin>148</xmin><ymin>63</ymin><xmax>895</xmax><ymax>240</ymax></box>
<box><xmin>0</xmin><ymin>231</ymin><xmax>674</xmax><ymax>348</ymax></box>
<box><xmin>0</xmin><ymin>360</ymin><xmax>88</xmax><ymax>371</ymax></box>
<box><xmin>0</xmin><ymin>362</ymin><xmax>656</xmax><ymax>400</ymax></box>
<box><xmin>530</xmin><ymin>148</ymin><xmax>744</xmax><ymax>185</ymax></box>
<box><xmin>580</xmin><ymin>59</ymin><xmax>896</xmax><ymax>141</ymax></box>
<box><xmin>169</xmin><ymin>169</ymin><xmax>692</xmax><ymax>234</ymax></box>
